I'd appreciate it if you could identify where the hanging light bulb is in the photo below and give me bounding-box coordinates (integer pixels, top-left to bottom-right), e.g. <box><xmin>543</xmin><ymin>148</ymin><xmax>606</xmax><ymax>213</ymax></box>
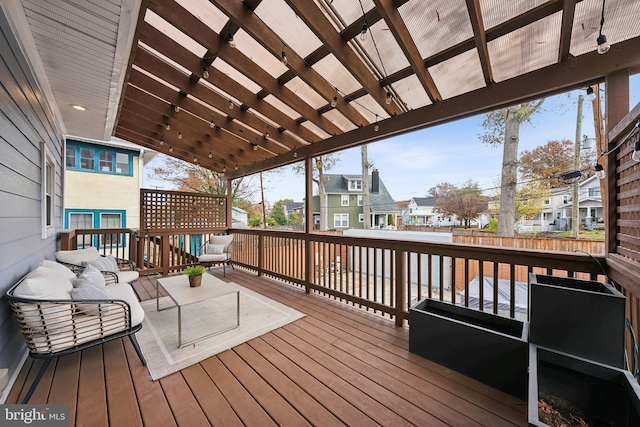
<box><xmin>281</xmin><ymin>48</ymin><xmax>288</xmax><ymax>66</ymax></box>
<box><xmin>293</xmin><ymin>148</ymin><xmax>298</xmax><ymax>158</ymax></box>
<box><xmin>228</xmin><ymin>33</ymin><xmax>236</xmax><ymax>49</ymax></box>
<box><xmin>633</xmin><ymin>140</ymin><xmax>640</xmax><ymax>162</ymax></box>
<box><xmin>208</xmin><ymin>151</ymin><xmax>212</xmax><ymax>158</ymax></box>
<box><xmin>264</xmin><ymin>132</ymin><xmax>270</xmax><ymax>140</ymax></box>
<box><xmin>385</xmin><ymin>92</ymin><xmax>392</xmax><ymax>105</ymax></box>
<box><xmin>165</xmin><ymin>122</ymin><xmax>170</xmax><ymax>131</ymax></box>
<box><xmin>253</xmin><ymin>144</ymin><xmax>258</xmax><ymax>151</ymax></box>
<box><xmin>178</xmin><ymin>132</ymin><xmax>182</xmax><ymax>139</ymax></box>
<box><xmin>210</xmin><ymin>120</ymin><xmax>215</xmax><ymax>128</ymax></box>
<box><xmin>174</xmin><ymin>104</ymin><xmax>180</xmax><ymax>113</ymax></box>
<box><xmin>235</xmin><ymin>163</ymin><xmax>238</xmax><ymax>171</ymax></box>
<box><xmin>596</xmin><ymin>0</ymin><xmax>610</xmax><ymax>54</ymax></box>
<box><xmin>594</xmin><ymin>164</ymin><xmax>606</xmax><ymax>179</ymax></box>
<box><xmin>222</xmin><ymin>166</ymin><xmax>226</xmax><ymax>173</ymax></box>
<box><xmin>331</xmin><ymin>96</ymin><xmax>338</xmax><ymax>108</ymax></box>
<box><xmin>360</xmin><ymin>24</ymin><xmax>367</xmax><ymax>41</ymax></box>
<box><xmin>194</xmin><ymin>155</ymin><xmax>198</xmax><ymax>162</ymax></box>
<box><xmin>229</xmin><ymin>100</ymin><xmax>234</xmax><ymax>110</ymax></box>
<box><xmin>203</xmin><ymin>65</ymin><xmax>209</xmax><ymax>79</ymax></box>
<box><xmin>374</xmin><ymin>115</ymin><xmax>379</xmax><ymax>132</ymax></box>
<box><xmin>159</xmin><ymin>137</ymin><xmax>164</xmax><ymax>146</ymax></box>
<box><xmin>169</xmin><ymin>146</ymin><xmax>173</xmax><ymax>152</ymax></box>
<box><xmin>586</xmin><ymin>87</ymin><xmax>596</xmax><ymax>101</ymax></box>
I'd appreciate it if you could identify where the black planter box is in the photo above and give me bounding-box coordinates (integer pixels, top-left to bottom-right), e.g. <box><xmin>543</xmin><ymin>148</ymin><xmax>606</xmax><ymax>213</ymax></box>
<box><xmin>529</xmin><ymin>273</ymin><xmax>626</xmax><ymax>368</ymax></box>
<box><xmin>409</xmin><ymin>298</ymin><xmax>528</xmax><ymax>400</ymax></box>
<box><xmin>528</xmin><ymin>345</ymin><xmax>640</xmax><ymax>426</ymax></box>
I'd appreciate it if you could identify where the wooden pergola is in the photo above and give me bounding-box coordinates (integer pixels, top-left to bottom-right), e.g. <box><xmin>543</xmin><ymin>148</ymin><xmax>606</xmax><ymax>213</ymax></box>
<box><xmin>114</xmin><ymin>0</ymin><xmax>640</xmax><ymax>180</ymax></box>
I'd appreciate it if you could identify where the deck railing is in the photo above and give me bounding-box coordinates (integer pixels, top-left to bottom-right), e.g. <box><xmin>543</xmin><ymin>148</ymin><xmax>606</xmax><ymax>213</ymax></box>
<box><xmin>230</xmin><ymin>229</ymin><xmax>605</xmax><ymax>326</ymax></box>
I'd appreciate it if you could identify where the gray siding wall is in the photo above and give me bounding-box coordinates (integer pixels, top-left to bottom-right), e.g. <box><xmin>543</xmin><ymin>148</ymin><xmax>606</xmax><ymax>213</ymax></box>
<box><xmin>0</xmin><ymin>8</ymin><xmax>64</xmax><ymax>399</ymax></box>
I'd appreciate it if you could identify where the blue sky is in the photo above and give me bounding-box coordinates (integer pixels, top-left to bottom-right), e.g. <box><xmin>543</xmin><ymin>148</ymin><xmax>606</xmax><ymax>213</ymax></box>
<box><xmin>146</xmin><ymin>76</ymin><xmax>640</xmax><ymax>206</ymax></box>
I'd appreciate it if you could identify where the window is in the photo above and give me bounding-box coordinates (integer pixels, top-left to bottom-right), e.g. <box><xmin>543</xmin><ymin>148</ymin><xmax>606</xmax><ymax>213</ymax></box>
<box><xmin>348</xmin><ymin>180</ymin><xmax>362</xmax><ymax>191</ymax></box>
<box><xmin>65</xmin><ymin>209</ymin><xmax>126</xmax><ymax>248</ymax></box>
<box><xmin>357</xmin><ymin>195</ymin><xmax>363</xmax><ymax>206</ymax></box>
<box><xmin>544</xmin><ymin>198</ymin><xmax>550</xmax><ymax>205</ymax></box>
<box><xmin>562</xmin><ymin>195</ymin><xmax>569</xmax><ymax>204</ymax></box>
<box><xmin>334</xmin><ymin>214</ymin><xmax>349</xmax><ymax>228</ymax></box>
<box><xmin>66</xmin><ymin>141</ymin><xmax>134</xmax><ymax>176</ymax></box>
<box><xmin>42</xmin><ymin>143</ymin><xmax>56</xmax><ymax>239</ymax></box>
<box><xmin>588</xmin><ymin>187</ymin><xmax>601</xmax><ymax>197</ymax></box>
<box><xmin>341</xmin><ymin>195</ymin><xmax>349</xmax><ymax>206</ymax></box>
<box><xmin>358</xmin><ymin>213</ymin><xmax>364</xmax><ymax>223</ymax></box>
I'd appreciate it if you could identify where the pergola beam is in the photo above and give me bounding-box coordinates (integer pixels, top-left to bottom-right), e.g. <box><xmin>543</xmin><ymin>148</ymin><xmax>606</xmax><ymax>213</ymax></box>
<box><xmin>465</xmin><ymin>0</ymin><xmax>493</xmax><ymax>86</ymax></box>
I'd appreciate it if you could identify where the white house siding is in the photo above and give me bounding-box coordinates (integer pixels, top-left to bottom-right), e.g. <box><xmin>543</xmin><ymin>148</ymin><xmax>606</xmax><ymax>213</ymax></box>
<box><xmin>0</xmin><ymin>8</ymin><xmax>65</xmax><ymax>401</ymax></box>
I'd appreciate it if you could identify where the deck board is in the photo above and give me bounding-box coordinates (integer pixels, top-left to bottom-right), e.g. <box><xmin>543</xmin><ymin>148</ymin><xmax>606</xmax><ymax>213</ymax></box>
<box><xmin>8</xmin><ymin>269</ymin><xmax>527</xmax><ymax>426</ymax></box>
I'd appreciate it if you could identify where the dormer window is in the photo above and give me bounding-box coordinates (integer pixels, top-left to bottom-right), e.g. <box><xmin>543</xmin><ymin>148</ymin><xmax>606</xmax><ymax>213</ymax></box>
<box><xmin>348</xmin><ymin>179</ymin><xmax>362</xmax><ymax>191</ymax></box>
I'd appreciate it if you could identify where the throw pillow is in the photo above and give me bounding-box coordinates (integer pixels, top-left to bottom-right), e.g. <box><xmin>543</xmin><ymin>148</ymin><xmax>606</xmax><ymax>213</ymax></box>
<box><xmin>72</xmin><ymin>278</ymin><xmax>110</xmax><ymax>316</ymax></box>
<box><xmin>207</xmin><ymin>244</ymin><xmax>226</xmax><ymax>254</ymax></box>
<box><xmin>83</xmin><ymin>255</ymin><xmax>119</xmax><ymax>273</ymax></box>
<box><xmin>79</xmin><ymin>265</ymin><xmax>106</xmax><ymax>287</ymax></box>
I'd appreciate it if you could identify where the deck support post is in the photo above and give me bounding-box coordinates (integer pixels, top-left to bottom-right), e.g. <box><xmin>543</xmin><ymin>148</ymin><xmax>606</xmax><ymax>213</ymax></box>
<box><xmin>304</xmin><ymin>156</ymin><xmax>313</xmax><ymax>294</ymax></box>
<box><xmin>395</xmin><ymin>249</ymin><xmax>406</xmax><ymax>327</ymax></box>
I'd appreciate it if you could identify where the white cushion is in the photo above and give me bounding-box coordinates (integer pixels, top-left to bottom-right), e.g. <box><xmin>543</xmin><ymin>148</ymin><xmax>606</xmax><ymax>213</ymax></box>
<box><xmin>13</xmin><ymin>266</ymin><xmax>74</xmax><ymax>299</ymax></box>
<box><xmin>72</xmin><ymin>277</ymin><xmax>110</xmax><ymax>316</ymax></box>
<box><xmin>116</xmin><ymin>270</ymin><xmax>139</xmax><ymax>284</ymax></box>
<box><xmin>37</xmin><ymin>260</ymin><xmax>77</xmax><ymax>281</ymax></box>
<box><xmin>55</xmin><ymin>247</ymin><xmax>101</xmax><ymax>266</ymax></box>
<box><xmin>206</xmin><ymin>244</ymin><xmax>226</xmax><ymax>254</ymax></box>
<box><xmin>83</xmin><ymin>255</ymin><xmax>118</xmax><ymax>273</ymax></box>
<box><xmin>208</xmin><ymin>235</ymin><xmax>233</xmax><ymax>247</ymax></box>
<box><xmin>78</xmin><ymin>265</ymin><xmax>106</xmax><ymax>287</ymax></box>
<box><xmin>104</xmin><ymin>283</ymin><xmax>144</xmax><ymax>326</ymax></box>
<box><xmin>199</xmin><ymin>254</ymin><xmax>229</xmax><ymax>263</ymax></box>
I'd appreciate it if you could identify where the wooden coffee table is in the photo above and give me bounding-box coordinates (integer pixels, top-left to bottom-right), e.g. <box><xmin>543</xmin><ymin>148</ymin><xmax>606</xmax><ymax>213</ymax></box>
<box><xmin>156</xmin><ymin>274</ymin><xmax>240</xmax><ymax>348</ymax></box>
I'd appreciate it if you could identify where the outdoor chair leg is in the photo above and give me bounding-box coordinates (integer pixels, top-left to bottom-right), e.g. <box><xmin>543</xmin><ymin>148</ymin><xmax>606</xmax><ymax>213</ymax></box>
<box><xmin>21</xmin><ymin>359</ymin><xmax>51</xmax><ymax>404</ymax></box>
<box><xmin>223</xmin><ymin>263</ymin><xmax>226</xmax><ymax>277</ymax></box>
<box><xmin>129</xmin><ymin>334</ymin><xmax>147</xmax><ymax>366</ymax></box>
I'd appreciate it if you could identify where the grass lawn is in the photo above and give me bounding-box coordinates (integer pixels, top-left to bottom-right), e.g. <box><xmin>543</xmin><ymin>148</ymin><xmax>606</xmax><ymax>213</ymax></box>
<box><xmin>550</xmin><ymin>229</ymin><xmax>605</xmax><ymax>239</ymax></box>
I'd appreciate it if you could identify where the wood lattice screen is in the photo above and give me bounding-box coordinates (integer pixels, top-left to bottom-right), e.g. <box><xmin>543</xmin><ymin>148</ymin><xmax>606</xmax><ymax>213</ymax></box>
<box><xmin>141</xmin><ymin>189</ymin><xmax>227</xmax><ymax>231</ymax></box>
<box><xmin>614</xmin><ymin>119</ymin><xmax>640</xmax><ymax>260</ymax></box>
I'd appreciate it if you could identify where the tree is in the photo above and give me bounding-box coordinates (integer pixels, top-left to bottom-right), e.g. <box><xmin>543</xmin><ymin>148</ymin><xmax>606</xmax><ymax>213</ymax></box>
<box><xmin>480</xmin><ymin>101</ymin><xmax>544</xmax><ymax>236</ymax></box>
<box><xmin>429</xmin><ymin>180</ymin><xmax>487</xmax><ymax>229</ymax></box>
<box><xmin>292</xmin><ymin>154</ymin><xmax>339</xmax><ymax>231</ymax></box>
<box><xmin>519</xmin><ymin>139</ymin><xmax>594</xmax><ymax>188</ymax></box>
<box><xmin>150</xmin><ymin>155</ymin><xmax>255</xmax><ymax>203</ymax></box>
<box><xmin>269</xmin><ymin>199</ymin><xmax>293</xmax><ymax>226</ymax></box>
<box><xmin>288</xmin><ymin>212</ymin><xmax>303</xmax><ymax>226</ymax></box>
<box><xmin>489</xmin><ymin>182</ymin><xmax>549</xmax><ymax>229</ymax></box>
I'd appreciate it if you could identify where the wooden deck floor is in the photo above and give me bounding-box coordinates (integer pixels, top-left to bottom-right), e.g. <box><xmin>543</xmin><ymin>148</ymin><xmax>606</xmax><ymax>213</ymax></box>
<box><xmin>7</xmin><ymin>268</ymin><xmax>527</xmax><ymax>426</ymax></box>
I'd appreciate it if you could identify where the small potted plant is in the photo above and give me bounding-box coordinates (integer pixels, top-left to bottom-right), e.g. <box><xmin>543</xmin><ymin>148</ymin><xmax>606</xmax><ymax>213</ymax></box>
<box><xmin>184</xmin><ymin>265</ymin><xmax>206</xmax><ymax>287</ymax></box>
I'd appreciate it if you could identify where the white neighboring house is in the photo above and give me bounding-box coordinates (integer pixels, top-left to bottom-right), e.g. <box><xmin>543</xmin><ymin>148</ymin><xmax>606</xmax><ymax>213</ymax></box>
<box><xmin>401</xmin><ymin>197</ymin><xmax>460</xmax><ymax>227</ymax></box>
<box><xmin>232</xmin><ymin>207</ymin><xmax>248</xmax><ymax>227</ymax></box>
<box><xmin>518</xmin><ymin>175</ymin><xmax>603</xmax><ymax>232</ymax></box>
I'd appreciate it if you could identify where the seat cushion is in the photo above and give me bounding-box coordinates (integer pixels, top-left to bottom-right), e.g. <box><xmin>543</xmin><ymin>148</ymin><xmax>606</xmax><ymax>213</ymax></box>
<box><xmin>199</xmin><ymin>254</ymin><xmax>229</xmax><ymax>263</ymax></box>
<box><xmin>116</xmin><ymin>270</ymin><xmax>139</xmax><ymax>284</ymax></box>
<box><xmin>206</xmin><ymin>244</ymin><xmax>226</xmax><ymax>254</ymax></box>
<box><xmin>104</xmin><ymin>283</ymin><xmax>144</xmax><ymax>326</ymax></box>
<box><xmin>54</xmin><ymin>247</ymin><xmax>101</xmax><ymax>266</ymax></box>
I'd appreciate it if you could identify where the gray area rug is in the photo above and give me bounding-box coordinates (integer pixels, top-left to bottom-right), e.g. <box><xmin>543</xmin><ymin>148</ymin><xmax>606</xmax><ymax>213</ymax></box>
<box><xmin>137</xmin><ymin>282</ymin><xmax>305</xmax><ymax>380</ymax></box>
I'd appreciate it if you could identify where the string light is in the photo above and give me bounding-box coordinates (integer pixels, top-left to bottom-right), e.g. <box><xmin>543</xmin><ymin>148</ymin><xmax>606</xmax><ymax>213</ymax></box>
<box><xmin>586</xmin><ymin>87</ymin><xmax>596</xmax><ymax>101</ymax></box>
<box><xmin>210</xmin><ymin>118</ymin><xmax>215</xmax><ymax>128</ymax></box>
<box><xmin>208</xmin><ymin>151</ymin><xmax>212</xmax><ymax>158</ymax></box>
<box><xmin>253</xmin><ymin>144</ymin><xmax>258</xmax><ymax>151</ymax></box>
<box><xmin>235</xmin><ymin>163</ymin><xmax>238</xmax><ymax>171</ymax></box>
<box><xmin>178</xmin><ymin>132</ymin><xmax>183</xmax><ymax>139</ymax></box>
<box><xmin>159</xmin><ymin>137</ymin><xmax>164</xmax><ymax>146</ymax></box>
<box><xmin>331</xmin><ymin>96</ymin><xmax>338</xmax><ymax>108</ymax></box>
<box><xmin>165</xmin><ymin>121</ymin><xmax>170</xmax><ymax>131</ymax></box>
<box><xmin>222</xmin><ymin>166</ymin><xmax>226</xmax><ymax>173</ymax></box>
<box><xmin>169</xmin><ymin>146</ymin><xmax>173</xmax><ymax>152</ymax></box>
<box><xmin>633</xmin><ymin>140</ymin><xmax>640</xmax><ymax>162</ymax></box>
<box><xmin>281</xmin><ymin>45</ymin><xmax>288</xmax><ymax>66</ymax></box>
<box><xmin>227</xmin><ymin>33</ymin><xmax>236</xmax><ymax>49</ymax></box>
<box><xmin>385</xmin><ymin>91</ymin><xmax>392</xmax><ymax>105</ymax></box>
<box><xmin>174</xmin><ymin>104</ymin><xmax>180</xmax><ymax>113</ymax></box>
<box><xmin>597</xmin><ymin>0</ymin><xmax>610</xmax><ymax>54</ymax></box>
<box><xmin>194</xmin><ymin>155</ymin><xmax>198</xmax><ymax>162</ymax></box>
<box><xmin>595</xmin><ymin>164</ymin><xmax>606</xmax><ymax>179</ymax></box>
<box><xmin>360</xmin><ymin>23</ymin><xmax>367</xmax><ymax>41</ymax></box>
<box><xmin>374</xmin><ymin>115</ymin><xmax>379</xmax><ymax>132</ymax></box>
<box><xmin>293</xmin><ymin>148</ymin><xmax>298</xmax><ymax>158</ymax></box>
<box><xmin>203</xmin><ymin>63</ymin><xmax>209</xmax><ymax>79</ymax></box>
<box><xmin>229</xmin><ymin>100</ymin><xmax>234</xmax><ymax>110</ymax></box>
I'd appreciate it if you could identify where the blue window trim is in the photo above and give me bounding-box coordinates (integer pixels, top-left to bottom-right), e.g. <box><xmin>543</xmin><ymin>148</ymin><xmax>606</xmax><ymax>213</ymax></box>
<box><xmin>64</xmin><ymin>208</ymin><xmax>127</xmax><ymax>248</ymax></box>
<box><xmin>65</xmin><ymin>140</ymin><xmax>136</xmax><ymax>177</ymax></box>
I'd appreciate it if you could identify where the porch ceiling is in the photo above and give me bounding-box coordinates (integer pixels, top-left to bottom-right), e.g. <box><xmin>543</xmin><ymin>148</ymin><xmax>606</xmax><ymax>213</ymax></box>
<box><xmin>10</xmin><ymin>1</ymin><xmax>640</xmax><ymax>176</ymax></box>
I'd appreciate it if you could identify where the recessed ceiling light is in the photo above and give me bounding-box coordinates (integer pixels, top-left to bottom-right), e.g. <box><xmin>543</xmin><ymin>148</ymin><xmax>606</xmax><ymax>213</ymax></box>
<box><xmin>72</xmin><ymin>105</ymin><xmax>86</xmax><ymax>111</ymax></box>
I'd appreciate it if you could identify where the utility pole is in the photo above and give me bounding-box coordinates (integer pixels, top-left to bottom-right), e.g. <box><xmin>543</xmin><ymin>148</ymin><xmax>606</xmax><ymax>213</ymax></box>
<box><xmin>572</xmin><ymin>95</ymin><xmax>584</xmax><ymax>238</ymax></box>
<box><xmin>260</xmin><ymin>171</ymin><xmax>266</xmax><ymax>229</ymax></box>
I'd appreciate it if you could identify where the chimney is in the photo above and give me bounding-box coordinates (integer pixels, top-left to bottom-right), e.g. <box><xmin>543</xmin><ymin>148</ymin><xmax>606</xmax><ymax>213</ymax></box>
<box><xmin>371</xmin><ymin>168</ymin><xmax>379</xmax><ymax>194</ymax></box>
